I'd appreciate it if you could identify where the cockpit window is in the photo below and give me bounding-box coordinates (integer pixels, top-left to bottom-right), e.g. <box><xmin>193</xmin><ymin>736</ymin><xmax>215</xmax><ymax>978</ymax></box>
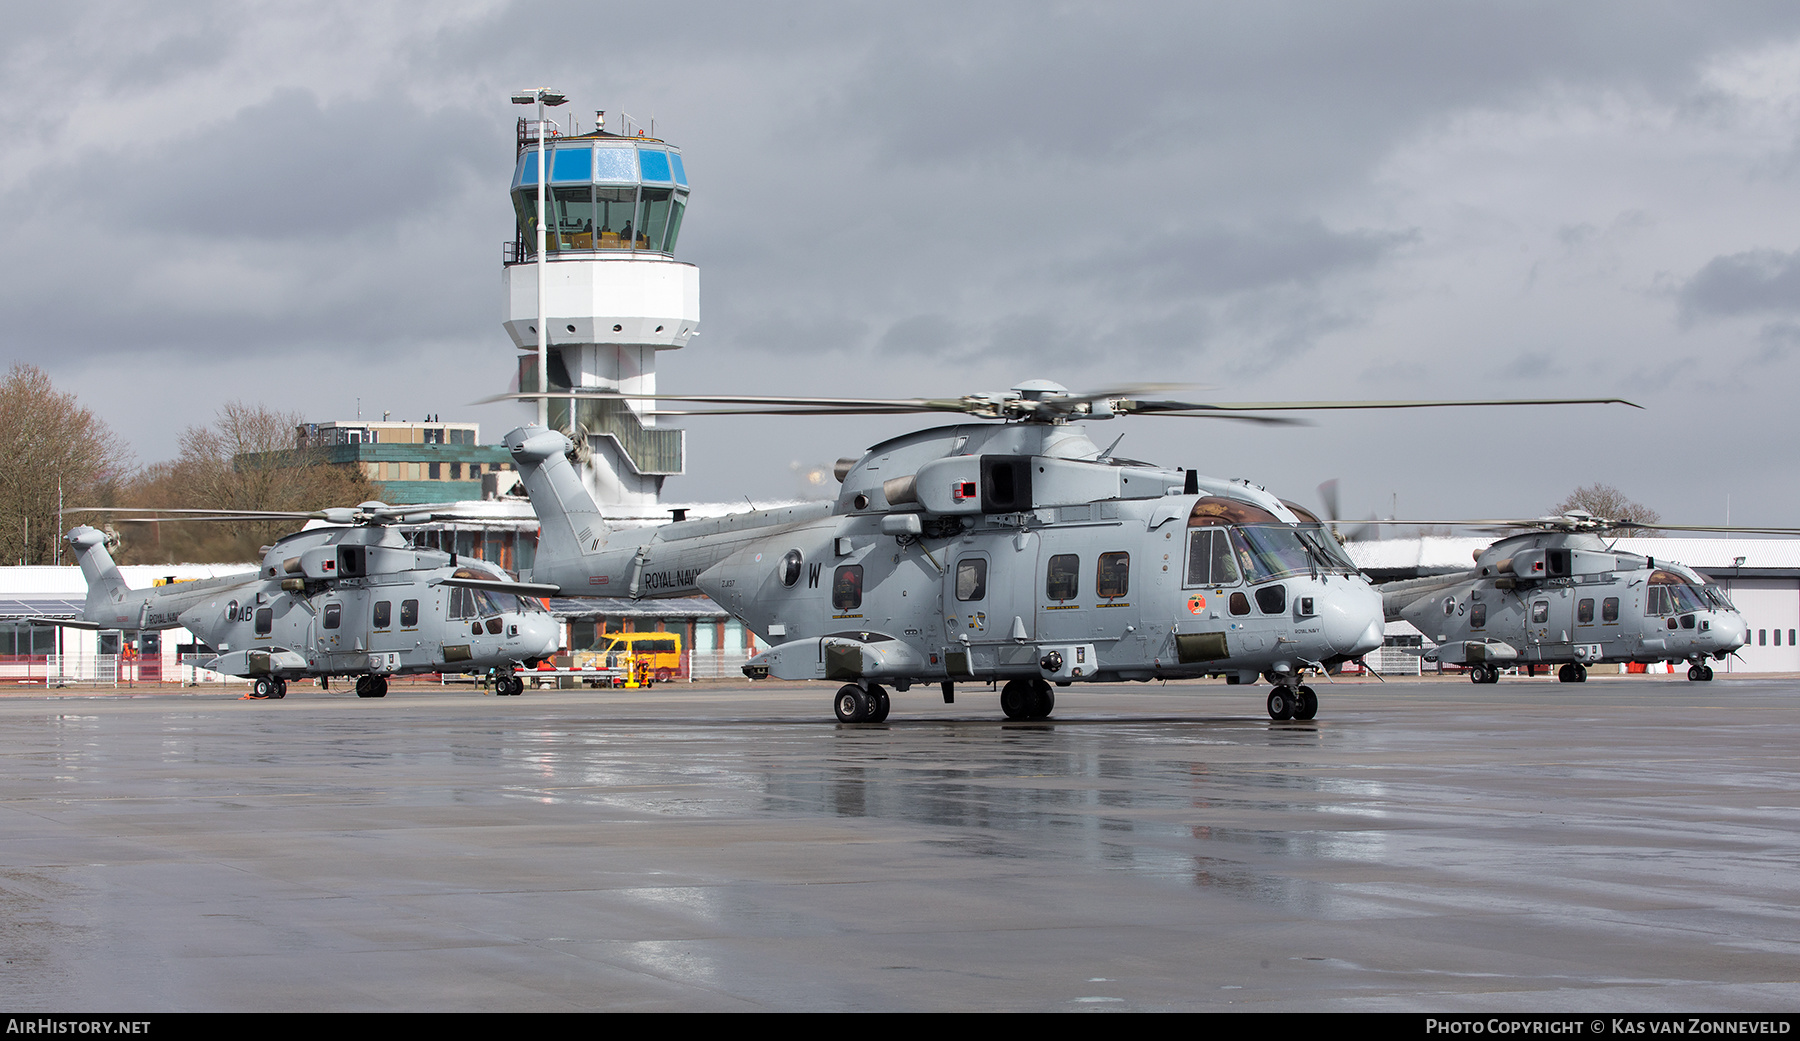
<box><xmin>1228</xmin><ymin>523</ymin><xmax>1358</xmax><ymax>582</ymax></box>
<box><xmin>1185</xmin><ymin>529</ymin><xmax>1240</xmax><ymax>587</ymax></box>
<box><xmin>1703</xmin><ymin>585</ymin><xmax>1736</xmax><ymax>611</ymax></box>
<box><xmin>1647</xmin><ymin>571</ymin><xmax>1707</xmax><ymax>615</ymax></box>
<box><xmin>1188</xmin><ymin>497</ymin><xmax>1280</xmax><ymax>527</ymax></box>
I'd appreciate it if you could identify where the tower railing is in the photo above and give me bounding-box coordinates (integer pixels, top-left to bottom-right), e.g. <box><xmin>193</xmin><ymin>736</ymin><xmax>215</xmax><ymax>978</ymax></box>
<box><xmin>571</xmin><ymin>397</ymin><xmax>684</xmax><ymax>476</ymax></box>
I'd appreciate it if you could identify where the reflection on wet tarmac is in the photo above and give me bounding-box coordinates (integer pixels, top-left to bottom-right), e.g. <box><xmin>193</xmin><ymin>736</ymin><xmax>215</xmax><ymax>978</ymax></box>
<box><xmin>5</xmin><ymin>682</ymin><xmax>1800</xmax><ymax>1010</ymax></box>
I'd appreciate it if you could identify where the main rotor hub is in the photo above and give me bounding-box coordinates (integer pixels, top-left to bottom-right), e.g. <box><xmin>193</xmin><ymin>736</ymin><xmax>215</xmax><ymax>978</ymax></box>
<box><xmin>1010</xmin><ymin>379</ymin><xmax>1071</xmax><ymax>401</ymax></box>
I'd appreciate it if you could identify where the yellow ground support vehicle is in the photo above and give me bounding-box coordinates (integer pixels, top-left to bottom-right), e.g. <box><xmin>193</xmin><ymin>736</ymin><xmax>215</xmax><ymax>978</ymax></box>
<box><xmin>574</xmin><ymin>631</ymin><xmax>683</xmax><ymax>683</ymax></box>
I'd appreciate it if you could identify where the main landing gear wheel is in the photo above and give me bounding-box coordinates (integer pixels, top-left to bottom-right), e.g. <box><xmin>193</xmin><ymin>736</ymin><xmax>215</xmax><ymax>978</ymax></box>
<box><xmin>1558</xmin><ymin>663</ymin><xmax>1587</xmax><ymax>683</ymax></box>
<box><xmin>1001</xmin><ymin>678</ymin><xmax>1054</xmax><ymax>720</ymax></box>
<box><xmin>1469</xmin><ymin>665</ymin><xmax>1499</xmax><ymax>684</ymax></box>
<box><xmin>251</xmin><ymin>677</ymin><xmax>278</xmax><ymax>699</ymax></box>
<box><xmin>1267</xmin><ymin>686</ymin><xmax>1295</xmax><ymax>721</ymax></box>
<box><xmin>830</xmin><ymin>684</ymin><xmax>888</xmax><ymax>722</ymax></box>
<box><xmin>355</xmin><ymin>675</ymin><xmax>389</xmax><ymax>698</ymax></box>
<box><xmin>1293</xmin><ymin>685</ymin><xmax>1318</xmax><ymax>721</ymax></box>
<box><xmin>1000</xmin><ymin>679</ymin><xmax>1032</xmax><ymax>720</ymax></box>
<box><xmin>1688</xmin><ymin>664</ymin><xmax>1714</xmax><ymax>681</ymax></box>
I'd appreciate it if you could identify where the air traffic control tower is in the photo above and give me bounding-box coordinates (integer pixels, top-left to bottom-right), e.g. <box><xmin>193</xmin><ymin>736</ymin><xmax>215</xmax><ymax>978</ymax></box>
<box><xmin>503</xmin><ymin>114</ymin><xmax>697</xmax><ymax>507</ymax></box>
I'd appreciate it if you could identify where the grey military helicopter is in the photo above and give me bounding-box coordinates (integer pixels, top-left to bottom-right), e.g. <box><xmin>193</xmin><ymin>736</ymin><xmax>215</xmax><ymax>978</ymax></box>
<box><xmin>495</xmin><ymin>380</ymin><xmax>1632</xmax><ymax>721</ymax></box>
<box><xmin>61</xmin><ymin>504</ymin><xmax>562</xmax><ymax>698</ymax></box>
<box><xmin>1374</xmin><ymin>512</ymin><xmax>1786</xmax><ymax>682</ymax></box>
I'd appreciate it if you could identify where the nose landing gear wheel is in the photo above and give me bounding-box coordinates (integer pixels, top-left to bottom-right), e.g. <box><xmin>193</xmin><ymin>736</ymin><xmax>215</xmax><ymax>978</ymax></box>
<box><xmin>1267</xmin><ymin>686</ymin><xmax>1296</xmax><ymax>721</ymax></box>
<box><xmin>1687</xmin><ymin>664</ymin><xmax>1714</xmax><ymax>681</ymax></box>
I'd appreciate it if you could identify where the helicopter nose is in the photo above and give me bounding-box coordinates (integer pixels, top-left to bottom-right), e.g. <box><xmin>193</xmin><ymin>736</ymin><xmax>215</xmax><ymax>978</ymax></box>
<box><xmin>1716</xmin><ymin>613</ymin><xmax>1749</xmax><ymax>652</ymax></box>
<box><xmin>1321</xmin><ymin>585</ymin><xmax>1385</xmax><ymax>657</ymax></box>
<box><xmin>531</xmin><ymin>618</ymin><xmax>561</xmax><ymax>655</ymax></box>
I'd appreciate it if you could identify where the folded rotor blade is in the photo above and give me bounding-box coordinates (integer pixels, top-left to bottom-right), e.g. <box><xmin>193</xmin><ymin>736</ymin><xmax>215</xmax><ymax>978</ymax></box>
<box><xmin>437</xmin><ymin>576</ymin><xmax>563</xmax><ymax>598</ymax></box>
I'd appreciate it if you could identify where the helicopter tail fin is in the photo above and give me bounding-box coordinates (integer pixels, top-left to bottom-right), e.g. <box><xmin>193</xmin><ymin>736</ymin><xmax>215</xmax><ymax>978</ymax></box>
<box><xmin>505</xmin><ymin>425</ymin><xmax>608</xmax><ymax>583</ymax></box>
<box><xmin>66</xmin><ymin>526</ymin><xmax>132</xmax><ymax>621</ymax></box>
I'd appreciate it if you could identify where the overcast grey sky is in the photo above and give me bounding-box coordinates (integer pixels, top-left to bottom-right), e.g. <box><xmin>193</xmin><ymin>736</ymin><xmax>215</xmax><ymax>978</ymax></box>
<box><xmin>7</xmin><ymin>1</ymin><xmax>1800</xmax><ymax>525</ymax></box>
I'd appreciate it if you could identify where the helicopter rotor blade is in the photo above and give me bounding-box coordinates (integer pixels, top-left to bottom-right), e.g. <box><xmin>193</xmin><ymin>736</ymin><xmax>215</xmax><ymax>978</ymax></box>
<box><xmin>1114</xmin><ymin>396</ymin><xmax>1641</xmax><ymax>414</ymax></box>
<box><xmin>475</xmin><ymin>388</ymin><xmax>1637</xmax><ymax>426</ymax></box>
<box><xmin>60</xmin><ymin>507</ymin><xmax>321</xmax><ymax>523</ymax></box>
<box><xmin>1318</xmin><ymin>480</ymin><xmax>1341</xmax><ymax>523</ymax></box>
<box><xmin>1349</xmin><ymin>516</ymin><xmax>1800</xmax><ymax>537</ymax></box>
<box><xmin>60</xmin><ymin>505</ymin><xmax>527</xmax><ymax>529</ymax></box>
<box><xmin>437</xmin><ymin>575</ymin><xmax>562</xmax><ymax>598</ymax></box>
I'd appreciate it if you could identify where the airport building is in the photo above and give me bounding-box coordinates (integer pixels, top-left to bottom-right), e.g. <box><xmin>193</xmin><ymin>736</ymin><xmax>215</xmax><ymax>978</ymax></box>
<box><xmin>283</xmin><ymin>419</ymin><xmax>515</xmax><ymax>505</ymax></box>
<box><xmin>503</xmin><ymin>112</ymin><xmax>698</xmax><ymax>508</ymax></box>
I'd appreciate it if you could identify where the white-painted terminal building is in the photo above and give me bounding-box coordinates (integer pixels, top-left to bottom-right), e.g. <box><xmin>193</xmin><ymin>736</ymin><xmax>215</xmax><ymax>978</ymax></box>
<box><xmin>1350</xmin><ymin>537</ymin><xmax>1800</xmax><ymax>673</ymax></box>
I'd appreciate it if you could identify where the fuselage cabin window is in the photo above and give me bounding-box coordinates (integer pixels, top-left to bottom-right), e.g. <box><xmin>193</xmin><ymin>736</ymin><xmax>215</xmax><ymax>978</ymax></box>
<box><xmin>1096</xmin><ymin>552</ymin><xmax>1129</xmax><ymax>600</ymax></box>
<box><xmin>1045</xmin><ymin>554</ymin><xmax>1079</xmax><ymax>602</ymax></box>
<box><xmin>955</xmin><ymin>559</ymin><xmax>987</xmax><ymax>602</ymax></box>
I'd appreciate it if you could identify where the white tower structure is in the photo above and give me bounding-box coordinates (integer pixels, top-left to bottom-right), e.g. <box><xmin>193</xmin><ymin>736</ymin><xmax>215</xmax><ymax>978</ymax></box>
<box><xmin>503</xmin><ymin>113</ymin><xmax>698</xmax><ymax>507</ymax></box>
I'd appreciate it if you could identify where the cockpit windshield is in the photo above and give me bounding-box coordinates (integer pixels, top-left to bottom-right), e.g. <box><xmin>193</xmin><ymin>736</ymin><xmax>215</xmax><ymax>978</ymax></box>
<box><xmin>1702</xmin><ymin>584</ymin><xmax>1736</xmax><ymax>611</ymax></box>
<box><xmin>1647</xmin><ymin>570</ymin><xmax>1709</xmax><ymax>615</ymax></box>
<box><xmin>449</xmin><ymin>568</ymin><xmax>549</xmax><ymax>617</ymax></box>
<box><xmin>1185</xmin><ymin>498</ymin><xmax>1358</xmax><ymax>583</ymax></box>
<box><xmin>1229</xmin><ymin>523</ymin><xmax>1359</xmax><ymax>582</ymax></box>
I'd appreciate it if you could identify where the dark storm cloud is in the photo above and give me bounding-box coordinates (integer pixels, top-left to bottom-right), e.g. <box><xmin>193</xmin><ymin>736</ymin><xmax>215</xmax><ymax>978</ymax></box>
<box><xmin>824</xmin><ymin>2</ymin><xmax>1800</xmax><ymax>176</ymax></box>
<box><xmin>0</xmin><ymin>86</ymin><xmax>509</xmax><ymax>358</ymax></box>
<box><xmin>5</xmin><ymin>0</ymin><xmax>1800</xmax><ymax>516</ymax></box>
<box><xmin>28</xmin><ymin>89</ymin><xmax>493</xmax><ymax>241</ymax></box>
<box><xmin>1679</xmin><ymin>247</ymin><xmax>1800</xmax><ymax>320</ymax></box>
<box><xmin>1094</xmin><ymin>221</ymin><xmax>1412</xmax><ymax>298</ymax></box>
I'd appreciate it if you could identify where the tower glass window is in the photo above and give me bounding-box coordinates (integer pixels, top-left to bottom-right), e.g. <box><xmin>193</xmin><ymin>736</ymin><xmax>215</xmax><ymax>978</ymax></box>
<box><xmin>637</xmin><ymin>188</ymin><xmax>673</xmax><ymax>251</ymax></box>
<box><xmin>553</xmin><ymin>186</ymin><xmax>595</xmax><ymax>250</ymax></box>
<box><xmin>510</xmin><ymin>143</ymin><xmax>689</xmax><ymax>257</ymax></box>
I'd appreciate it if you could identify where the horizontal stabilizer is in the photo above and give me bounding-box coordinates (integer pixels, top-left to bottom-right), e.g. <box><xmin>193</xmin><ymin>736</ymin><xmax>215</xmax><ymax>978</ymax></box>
<box><xmin>0</xmin><ymin>616</ymin><xmax>106</xmax><ymax>630</ymax></box>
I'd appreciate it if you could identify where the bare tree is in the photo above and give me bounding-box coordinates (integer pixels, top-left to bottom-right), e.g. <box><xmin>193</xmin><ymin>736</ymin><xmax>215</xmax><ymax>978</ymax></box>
<box><xmin>0</xmin><ymin>365</ymin><xmax>130</xmax><ymax>565</ymax></box>
<box><xmin>1553</xmin><ymin>483</ymin><xmax>1661</xmax><ymax>534</ymax></box>
<box><xmin>114</xmin><ymin>402</ymin><xmax>373</xmax><ymax>564</ymax></box>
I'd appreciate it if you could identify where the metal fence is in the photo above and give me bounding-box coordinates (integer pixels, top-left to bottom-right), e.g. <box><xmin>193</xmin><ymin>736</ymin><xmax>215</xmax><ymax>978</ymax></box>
<box><xmin>0</xmin><ymin>654</ymin><xmax>243</xmax><ymax>688</ymax></box>
<box><xmin>0</xmin><ymin>654</ymin><xmax>108</xmax><ymax>685</ymax></box>
<box><xmin>1374</xmin><ymin>646</ymin><xmax>1426</xmax><ymax>676</ymax></box>
<box><xmin>686</xmin><ymin>650</ymin><xmax>755</xmax><ymax>680</ymax></box>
